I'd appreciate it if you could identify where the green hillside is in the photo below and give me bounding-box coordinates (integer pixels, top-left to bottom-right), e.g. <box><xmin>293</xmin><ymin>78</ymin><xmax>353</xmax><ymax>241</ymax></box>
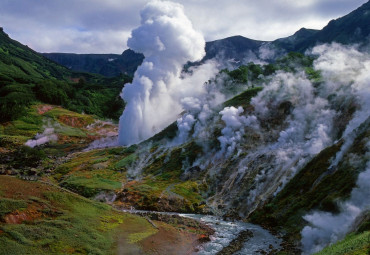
<box><xmin>0</xmin><ymin>28</ymin><xmax>129</xmax><ymax>122</ymax></box>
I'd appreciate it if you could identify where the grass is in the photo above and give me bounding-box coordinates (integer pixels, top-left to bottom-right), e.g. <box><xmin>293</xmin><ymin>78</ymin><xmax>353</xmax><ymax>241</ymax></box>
<box><xmin>249</xmin><ymin>124</ymin><xmax>370</xmax><ymax>247</ymax></box>
<box><xmin>223</xmin><ymin>87</ymin><xmax>263</xmax><ymax>108</ymax></box>
<box><xmin>315</xmin><ymin>231</ymin><xmax>370</xmax><ymax>255</ymax></box>
<box><xmin>172</xmin><ymin>181</ymin><xmax>203</xmax><ymax>204</ymax></box>
<box><xmin>53</xmin><ymin>149</ymin><xmax>127</xmax><ymax>197</ymax></box>
<box><xmin>115</xmin><ymin>153</ymin><xmax>137</xmax><ymax>169</ymax></box>
<box><xmin>0</xmin><ymin>198</ymin><xmax>28</xmax><ymax>218</ymax></box>
<box><xmin>0</xmin><ymin>176</ymin><xmax>156</xmax><ymax>255</ymax></box>
<box><xmin>60</xmin><ymin>175</ymin><xmax>122</xmax><ymax>197</ymax></box>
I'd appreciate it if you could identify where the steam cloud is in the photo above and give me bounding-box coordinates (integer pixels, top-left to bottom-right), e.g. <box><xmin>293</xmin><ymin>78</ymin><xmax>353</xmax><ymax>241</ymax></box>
<box><xmin>218</xmin><ymin>106</ymin><xmax>259</xmax><ymax>157</ymax></box>
<box><xmin>25</xmin><ymin>127</ymin><xmax>58</xmax><ymax>148</ymax></box>
<box><xmin>300</xmin><ymin>43</ymin><xmax>370</xmax><ymax>254</ymax></box>
<box><xmin>301</xmin><ymin>142</ymin><xmax>370</xmax><ymax>254</ymax></box>
<box><xmin>169</xmin><ymin>42</ymin><xmax>369</xmax><ymax>221</ymax></box>
<box><xmin>118</xmin><ymin>0</ymin><xmax>216</xmax><ymax>145</ymax></box>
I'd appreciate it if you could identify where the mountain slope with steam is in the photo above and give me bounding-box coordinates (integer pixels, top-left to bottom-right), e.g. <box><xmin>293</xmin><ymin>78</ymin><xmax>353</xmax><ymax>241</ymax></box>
<box><xmin>115</xmin><ymin>25</ymin><xmax>370</xmax><ymax>253</ymax></box>
<box><xmin>1</xmin><ymin>1</ymin><xmax>370</xmax><ymax>254</ymax></box>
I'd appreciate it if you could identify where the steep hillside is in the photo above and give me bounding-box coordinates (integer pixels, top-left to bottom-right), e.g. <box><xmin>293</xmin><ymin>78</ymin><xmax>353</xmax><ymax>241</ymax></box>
<box><xmin>291</xmin><ymin>0</ymin><xmax>370</xmax><ymax>51</ymax></box>
<box><xmin>0</xmin><ymin>29</ymin><xmax>129</xmax><ymax>121</ymax></box>
<box><xmin>96</xmin><ymin>44</ymin><xmax>368</xmax><ymax>254</ymax></box>
<box><xmin>271</xmin><ymin>28</ymin><xmax>320</xmax><ymax>53</ymax></box>
<box><xmin>0</xmin><ymin>28</ymin><xmax>71</xmax><ymax>82</ymax></box>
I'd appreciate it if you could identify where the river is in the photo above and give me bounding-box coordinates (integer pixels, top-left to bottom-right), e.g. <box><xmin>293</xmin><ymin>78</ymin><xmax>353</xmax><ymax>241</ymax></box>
<box><xmin>119</xmin><ymin>208</ymin><xmax>281</xmax><ymax>254</ymax></box>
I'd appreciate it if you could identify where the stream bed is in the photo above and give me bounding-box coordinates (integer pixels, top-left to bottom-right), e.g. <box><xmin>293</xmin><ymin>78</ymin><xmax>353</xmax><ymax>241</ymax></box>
<box><xmin>119</xmin><ymin>208</ymin><xmax>281</xmax><ymax>254</ymax></box>
<box><xmin>181</xmin><ymin>214</ymin><xmax>281</xmax><ymax>254</ymax></box>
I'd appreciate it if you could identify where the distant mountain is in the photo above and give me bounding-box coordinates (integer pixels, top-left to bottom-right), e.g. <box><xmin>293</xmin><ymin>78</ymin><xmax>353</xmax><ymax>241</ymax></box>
<box><xmin>271</xmin><ymin>0</ymin><xmax>370</xmax><ymax>52</ymax></box>
<box><xmin>271</xmin><ymin>28</ymin><xmax>320</xmax><ymax>53</ymax></box>
<box><xmin>204</xmin><ymin>35</ymin><xmax>265</xmax><ymax>62</ymax></box>
<box><xmin>41</xmin><ymin>1</ymin><xmax>370</xmax><ymax>77</ymax></box>
<box><xmin>42</xmin><ymin>49</ymin><xmax>144</xmax><ymax>77</ymax></box>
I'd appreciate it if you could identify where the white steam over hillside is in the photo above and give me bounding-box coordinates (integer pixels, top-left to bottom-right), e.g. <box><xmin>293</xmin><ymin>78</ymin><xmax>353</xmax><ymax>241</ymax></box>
<box><xmin>118</xmin><ymin>0</ymin><xmax>217</xmax><ymax>145</ymax></box>
<box><xmin>114</xmin><ymin>1</ymin><xmax>369</xmax><ymax>254</ymax></box>
<box><xmin>300</xmin><ymin>44</ymin><xmax>370</xmax><ymax>254</ymax></box>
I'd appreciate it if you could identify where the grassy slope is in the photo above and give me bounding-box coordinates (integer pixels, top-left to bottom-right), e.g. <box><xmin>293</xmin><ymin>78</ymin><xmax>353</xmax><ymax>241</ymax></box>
<box><xmin>249</xmin><ymin>121</ymin><xmax>370</xmax><ymax>252</ymax></box>
<box><xmin>0</xmin><ymin>29</ymin><xmax>128</xmax><ymax>122</ymax></box>
<box><xmin>0</xmin><ymin>104</ymin><xmax>210</xmax><ymax>254</ymax></box>
<box><xmin>0</xmin><ymin>28</ymin><xmax>71</xmax><ymax>82</ymax></box>
<box><xmin>0</xmin><ymin>175</ymin><xmax>156</xmax><ymax>255</ymax></box>
<box><xmin>55</xmin><ymin>141</ymin><xmax>206</xmax><ymax>213</ymax></box>
<box><xmin>316</xmin><ymin>231</ymin><xmax>370</xmax><ymax>255</ymax></box>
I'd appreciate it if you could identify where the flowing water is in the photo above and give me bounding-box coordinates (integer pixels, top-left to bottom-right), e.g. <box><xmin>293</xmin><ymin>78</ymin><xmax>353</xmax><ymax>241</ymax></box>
<box><xmin>119</xmin><ymin>208</ymin><xmax>281</xmax><ymax>254</ymax></box>
<box><xmin>181</xmin><ymin>214</ymin><xmax>281</xmax><ymax>254</ymax></box>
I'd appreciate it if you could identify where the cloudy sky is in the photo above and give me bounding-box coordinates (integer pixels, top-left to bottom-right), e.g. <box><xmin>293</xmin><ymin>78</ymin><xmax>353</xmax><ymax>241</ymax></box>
<box><xmin>0</xmin><ymin>0</ymin><xmax>367</xmax><ymax>54</ymax></box>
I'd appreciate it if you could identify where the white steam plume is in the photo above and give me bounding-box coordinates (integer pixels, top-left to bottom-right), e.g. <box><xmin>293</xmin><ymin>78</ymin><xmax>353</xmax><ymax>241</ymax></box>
<box><xmin>206</xmin><ymin>43</ymin><xmax>370</xmax><ymax>215</ymax></box>
<box><xmin>301</xmin><ymin>142</ymin><xmax>370</xmax><ymax>255</ymax></box>
<box><xmin>300</xmin><ymin>43</ymin><xmax>370</xmax><ymax>255</ymax></box>
<box><xmin>218</xmin><ymin>106</ymin><xmax>259</xmax><ymax>157</ymax></box>
<box><xmin>118</xmin><ymin>0</ymin><xmax>213</xmax><ymax>145</ymax></box>
<box><xmin>25</xmin><ymin>127</ymin><xmax>58</xmax><ymax>148</ymax></box>
<box><xmin>311</xmin><ymin>43</ymin><xmax>370</xmax><ymax>168</ymax></box>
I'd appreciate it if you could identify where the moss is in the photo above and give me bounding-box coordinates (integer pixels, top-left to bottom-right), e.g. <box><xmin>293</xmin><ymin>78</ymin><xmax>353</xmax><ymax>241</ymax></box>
<box><xmin>60</xmin><ymin>176</ymin><xmax>122</xmax><ymax>197</ymax></box>
<box><xmin>250</xmin><ymin>126</ymin><xmax>369</xmax><ymax>246</ymax></box>
<box><xmin>0</xmin><ymin>198</ymin><xmax>28</xmax><ymax>217</ymax></box>
<box><xmin>223</xmin><ymin>87</ymin><xmax>263</xmax><ymax>108</ymax></box>
<box><xmin>315</xmin><ymin>231</ymin><xmax>370</xmax><ymax>255</ymax></box>
<box><xmin>0</xmin><ymin>180</ymin><xmax>148</xmax><ymax>255</ymax></box>
<box><xmin>128</xmin><ymin>228</ymin><xmax>158</xmax><ymax>244</ymax></box>
<box><xmin>172</xmin><ymin>181</ymin><xmax>203</xmax><ymax>204</ymax></box>
<box><xmin>115</xmin><ymin>153</ymin><xmax>137</xmax><ymax>169</ymax></box>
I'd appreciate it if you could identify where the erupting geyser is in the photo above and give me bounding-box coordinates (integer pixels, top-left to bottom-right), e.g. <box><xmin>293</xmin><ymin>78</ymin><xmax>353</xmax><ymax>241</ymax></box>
<box><xmin>118</xmin><ymin>0</ymin><xmax>206</xmax><ymax>145</ymax></box>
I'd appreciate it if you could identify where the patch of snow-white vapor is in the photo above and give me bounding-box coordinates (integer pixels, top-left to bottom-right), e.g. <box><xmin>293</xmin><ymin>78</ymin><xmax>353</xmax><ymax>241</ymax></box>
<box><xmin>244</xmin><ymin>71</ymin><xmax>336</xmax><ymax>206</ymax></box>
<box><xmin>25</xmin><ymin>120</ymin><xmax>62</xmax><ymax>148</ymax></box>
<box><xmin>300</xmin><ymin>43</ymin><xmax>370</xmax><ymax>255</ymax></box>
<box><xmin>311</xmin><ymin>43</ymin><xmax>370</xmax><ymax>168</ymax></box>
<box><xmin>118</xmin><ymin>0</ymin><xmax>217</xmax><ymax>145</ymax></box>
<box><xmin>301</xmin><ymin>140</ymin><xmax>370</xmax><ymax>255</ymax></box>
<box><xmin>173</xmin><ymin>74</ymin><xmax>225</xmax><ymax>146</ymax></box>
<box><xmin>25</xmin><ymin>127</ymin><xmax>58</xmax><ymax>148</ymax></box>
<box><xmin>217</xmin><ymin>106</ymin><xmax>259</xmax><ymax>157</ymax></box>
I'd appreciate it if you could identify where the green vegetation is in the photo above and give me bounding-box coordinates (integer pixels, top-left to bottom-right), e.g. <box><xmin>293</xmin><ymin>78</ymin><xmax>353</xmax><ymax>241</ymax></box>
<box><xmin>0</xmin><ymin>29</ymin><xmax>129</xmax><ymax>122</ymax></box>
<box><xmin>223</xmin><ymin>87</ymin><xmax>263</xmax><ymax>108</ymax></box>
<box><xmin>0</xmin><ymin>176</ymin><xmax>156</xmax><ymax>255</ymax></box>
<box><xmin>249</xmin><ymin>124</ymin><xmax>370</xmax><ymax>246</ymax></box>
<box><xmin>315</xmin><ymin>231</ymin><xmax>370</xmax><ymax>255</ymax></box>
<box><xmin>0</xmin><ymin>198</ymin><xmax>28</xmax><ymax>217</ymax></box>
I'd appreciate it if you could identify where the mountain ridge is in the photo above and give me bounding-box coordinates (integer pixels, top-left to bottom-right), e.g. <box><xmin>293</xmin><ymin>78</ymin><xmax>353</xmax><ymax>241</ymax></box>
<box><xmin>40</xmin><ymin>0</ymin><xmax>370</xmax><ymax>77</ymax></box>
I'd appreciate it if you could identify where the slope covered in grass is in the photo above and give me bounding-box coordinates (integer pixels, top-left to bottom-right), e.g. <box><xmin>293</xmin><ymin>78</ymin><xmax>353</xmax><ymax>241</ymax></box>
<box><xmin>0</xmin><ymin>175</ymin><xmax>152</xmax><ymax>254</ymax></box>
<box><xmin>0</xmin><ymin>28</ymin><xmax>128</xmax><ymax>122</ymax></box>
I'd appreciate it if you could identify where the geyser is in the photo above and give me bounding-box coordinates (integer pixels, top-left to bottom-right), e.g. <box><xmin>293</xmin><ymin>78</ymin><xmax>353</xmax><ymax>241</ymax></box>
<box><xmin>118</xmin><ymin>0</ymin><xmax>206</xmax><ymax>145</ymax></box>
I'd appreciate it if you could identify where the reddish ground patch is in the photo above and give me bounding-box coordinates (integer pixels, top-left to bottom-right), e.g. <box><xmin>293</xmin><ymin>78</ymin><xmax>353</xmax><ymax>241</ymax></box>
<box><xmin>140</xmin><ymin>222</ymin><xmax>201</xmax><ymax>255</ymax></box>
<box><xmin>0</xmin><ymin>175</ymin><xmax>53</xmax><ymax>200</ymax></box>
<box><xmin>4</xmin><ymin>204</ymin><xmax>44</xmax><ymax>224</ymax></box>
<box><xmin>0</xmin><ymin>148</ymin><xmax>11</xmax><ymax>154</ymax></box>
<box><xmin>37</xmin><ymin>105</ymin><xmax>54</xmax><ymax>115</ymax></box>
<box><xmin>58</xmin><ymin>115</ymin><xmax>88</xmax><ymax>128</ymax></box>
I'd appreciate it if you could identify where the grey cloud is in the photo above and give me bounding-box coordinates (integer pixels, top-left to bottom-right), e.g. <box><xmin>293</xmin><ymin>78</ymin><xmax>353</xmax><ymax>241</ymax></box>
<box><xmin>0</xmin><ymin>0</ymin><xmax>367</xmax><ymax>53</ymax></box>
